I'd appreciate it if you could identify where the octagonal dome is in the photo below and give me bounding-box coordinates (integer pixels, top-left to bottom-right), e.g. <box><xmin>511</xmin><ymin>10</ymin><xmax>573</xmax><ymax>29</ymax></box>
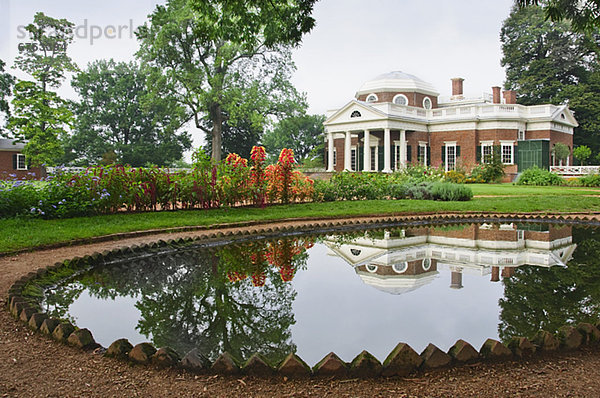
<box><xmin>356</xmin><ymin>71</ymin><xmax>439</xmax><ymax>97</ymax></box>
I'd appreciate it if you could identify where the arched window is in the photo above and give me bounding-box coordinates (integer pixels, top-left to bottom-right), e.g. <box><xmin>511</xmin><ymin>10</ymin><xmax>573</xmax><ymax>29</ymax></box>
<box><xmin>366</xmin><ymin>264</ymin><xmax>378</xmax><ymax>273</ymax></box>
<box><xmin>393</xmin><ymin>94</ymin><xmax>408</xmax><ymax>106</ymax></box>
<box><xmin>366</xmin><ymin>93</ymin><xmax>378</xmax><ymax>103</ymax></box>
<box><xmin>350</xmin><ymin>110</ymin><xmax>362</xmax><ymax>118</ymax></box>
<box><xmin>392</xmin><ymin>261</ymin><xmax>408</xmax><ymax>274</ymax></box>
<box><xmin>422</xmin><ymin>258</ymin><xmax>431</xmax><ymax>271</ymax></box>
<box><xmin>423</xmin><ymin>97</ymin><xmax>432</xmax><ymax>110</ymax></box>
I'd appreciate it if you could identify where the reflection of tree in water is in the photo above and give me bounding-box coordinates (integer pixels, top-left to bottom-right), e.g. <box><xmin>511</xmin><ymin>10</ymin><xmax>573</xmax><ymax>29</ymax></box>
<box><xmin>46</xmin><ymin>237</ymin><xmax>313</xmax><ymax>363</ymax></box>
<box><xmin>499</xmin><ymin>227</ymin><xmax>600</xmax><ymax>342</ymax></box>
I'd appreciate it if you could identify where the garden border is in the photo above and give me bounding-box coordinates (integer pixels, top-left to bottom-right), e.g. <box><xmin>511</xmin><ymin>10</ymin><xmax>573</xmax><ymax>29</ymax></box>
<box><xmin>6</xmin><ymin>212</ymin><xmax>600</xmax><ymax>378</ymax></box>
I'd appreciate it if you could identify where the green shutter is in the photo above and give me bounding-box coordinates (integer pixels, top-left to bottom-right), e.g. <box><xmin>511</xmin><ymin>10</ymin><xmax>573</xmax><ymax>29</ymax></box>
<box><xmin>406</xmin><ymin>145</ymin><xmax>412</xmax><ymax>163</ymax></box>
<box><xmin>456</xmin><ymin>146</ymin><xmax>461</xmax><ymax>157</ymax></box>
<box><xmin>513</xmin><ymin>144</ymin><xmax>518</xmax><ymax>165</ymax></box>
<box><xmin>476</xmin><ymin>146</ymin><xmax>481</xmax><ymax>163</ymax></box>
<box><xmin>358</xmin><ymin>145</ymin><xmax>364</xmax><ymax>171</ymax></box>
<box><xmin>378</xmin><ymin>146</ymin><xmax>384</xmax><ymax>171</ymax></box>
<box><xmin>427</xmin><ymin>146</ymin><xmax>431</xmax><ymax>166</ymax></box>
<box><xmin>12</xmin><ymin>154</ymin><xmax>17</xmax><ymax>170</ymax></box>
<box><xmin>441</xmin><ymin>146</ymin><xmax>446</xmax><ymax>165</ymax></box>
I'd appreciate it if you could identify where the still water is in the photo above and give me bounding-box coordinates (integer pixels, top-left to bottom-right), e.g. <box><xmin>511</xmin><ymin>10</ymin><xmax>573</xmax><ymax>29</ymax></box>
<box><xmin>44</xmin><ymin>222</ymin><xmax>600</xmax><ymax>365</ymax></box>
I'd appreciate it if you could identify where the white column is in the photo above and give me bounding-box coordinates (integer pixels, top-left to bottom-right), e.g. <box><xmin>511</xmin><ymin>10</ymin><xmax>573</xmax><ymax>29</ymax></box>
<box><xmin>399</xmin><ymin>129</ymin><xmax>406</xmax><ymax>169</ymax></box>
<box><xmin>327</xmin><ymin>132</ymin><xmax>335</xmax><ymax>172</ymax></box>
<box><xmin>363</xmin><ymin>130</ymin><xmax>371</xmax><ymax>172</ymax></box>
<box><xmin>344</xmin><ymin>131</ymin><xmax>352</xmax><ymax>171</ymax></box>
<box><xmin>383</xmin><ymin>128</ymin><xmax>392</xmax><ymax>173</ymax></box>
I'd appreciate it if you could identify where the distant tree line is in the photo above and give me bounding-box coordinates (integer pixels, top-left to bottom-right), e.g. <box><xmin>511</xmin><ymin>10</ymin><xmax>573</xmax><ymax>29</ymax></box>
<box><xmin>504</xmin><ymin>2</ymin><xmax>600</xmax><ymax>164</ymax></box>
<box><xmin>0</xmin><ymin>1</ymin><xmax>323</xmax><ymax>168</ymax></box>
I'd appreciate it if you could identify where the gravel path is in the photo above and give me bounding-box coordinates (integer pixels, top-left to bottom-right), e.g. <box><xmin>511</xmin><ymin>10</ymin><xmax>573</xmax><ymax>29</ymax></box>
<box><xmin>2</xmin><ymin>216</ymin><xmax>600</xmax><ymax>397</ymax></box>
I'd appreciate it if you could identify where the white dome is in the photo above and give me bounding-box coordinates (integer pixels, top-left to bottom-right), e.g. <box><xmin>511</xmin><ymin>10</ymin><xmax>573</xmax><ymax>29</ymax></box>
<box><xmin>356</xmin><ymin>270</ymin><xmax>439</xmax><ymax>295</ymax></box>
<box><xmin>357</xmin><ymin>71</ymin><xmax>439</xmax><ymax>96</ymax></box>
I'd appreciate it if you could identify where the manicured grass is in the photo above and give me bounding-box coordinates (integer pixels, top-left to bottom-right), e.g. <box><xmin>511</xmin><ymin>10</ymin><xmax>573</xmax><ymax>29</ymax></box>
<box><xmin>1</xmin><ymin>189</ymin><xmax>600</xmax><ymax>254</ymax></box>
<box><xmin>469</xmin><ymin>183</ymin><xmax>600</xmax><ymax>196</ymax></box>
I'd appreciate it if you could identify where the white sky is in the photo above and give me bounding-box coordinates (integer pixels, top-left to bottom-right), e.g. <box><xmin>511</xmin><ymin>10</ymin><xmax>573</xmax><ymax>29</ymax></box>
<box><xmin>0</xmin><ymin>0</ymin><xmax>515</xmax><ymax>151</ymax></box>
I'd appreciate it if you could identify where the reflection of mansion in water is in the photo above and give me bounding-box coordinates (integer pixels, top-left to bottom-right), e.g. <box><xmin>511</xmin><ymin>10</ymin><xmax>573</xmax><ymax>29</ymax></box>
<box><xmin>325</xmin><ymin>224</ymin><xmax>576</xmax><ymax>294</ymax></box>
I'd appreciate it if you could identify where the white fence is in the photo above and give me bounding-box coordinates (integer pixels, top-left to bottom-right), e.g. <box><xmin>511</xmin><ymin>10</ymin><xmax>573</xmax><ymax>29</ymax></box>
<box><xmin>46</xmin><ymin>167</ymin><xmax>193</xmax><ymax>174</ymax></box>
<box><xmin>550</xmin><ymin>166</ymin><xmax>600</xmax><ymax>176</ymax></box>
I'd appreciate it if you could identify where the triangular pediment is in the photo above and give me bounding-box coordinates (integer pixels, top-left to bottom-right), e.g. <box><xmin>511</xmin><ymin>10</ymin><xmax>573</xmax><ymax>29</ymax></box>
<box><xmin>551</xmin><ymin>105</ymin><xmax>578</xmax><ymax>127</ymax></box>
<box><xmin>324</xmin><ymin>100</ymin><xmax>389</xmax><ymax>126</ymax></box>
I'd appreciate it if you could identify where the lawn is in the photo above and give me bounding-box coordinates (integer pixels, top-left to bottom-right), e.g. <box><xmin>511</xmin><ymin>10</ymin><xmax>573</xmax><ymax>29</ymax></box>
<box><xmin>1</xmin><ymin>184</ymin><xmax>599</xmax><ymax>254</ymax></box>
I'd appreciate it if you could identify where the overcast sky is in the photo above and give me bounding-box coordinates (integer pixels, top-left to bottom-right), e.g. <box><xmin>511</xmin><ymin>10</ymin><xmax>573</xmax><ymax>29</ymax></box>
<box><xmin>0</xmin><ymin>0</ymin><xmax>515</xmax><ymax>149</ymax></box>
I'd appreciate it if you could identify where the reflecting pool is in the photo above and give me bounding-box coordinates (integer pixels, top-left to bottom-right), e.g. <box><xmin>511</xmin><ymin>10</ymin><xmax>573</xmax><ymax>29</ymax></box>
<box><xmin>43</xmin><ymin>222</ymin><xmax>600</xmax><ymax>365</ymax></box>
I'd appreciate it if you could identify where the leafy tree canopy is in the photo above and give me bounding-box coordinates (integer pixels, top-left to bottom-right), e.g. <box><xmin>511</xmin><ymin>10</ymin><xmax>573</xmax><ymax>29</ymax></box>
<box><xmin>136</xmin><ymin>0</ymin><xmax>315</xmax><ymax>161</ymax></box>
<box><xmin>516</xmin><ymin>0</ymin><xmax>600</xmax><ymax>33</ymax></box>
<box><xmin>501</xmin><ymin>5</ymin><xmax>600</xmax><ymax>155</ymax></box>
<box><xmin>9</xmin><ymin>12</ymin><xmax>77</xmax><ymax>166</ymax></box>
<box><xmin>66</xmin><ymin>59</ymin><xmax>191</xmax><ymax>166</ymax></box>
<box><xmin>8</xmin><ymin>81</ymin><xmax>72</xmax><ymax>166</ymax></box>
<box><xmin>14</xmin><ymin>12</ymin><xmax>77</xmax><ymax>90</ymax></box>
<box><xmin>0</xmin><ymin>59</ymin><xmax>15</xmax><ymax>133</ymax></box>
<box><xmin>262</xmin><ymin>114</ymin><xmax>325</xmax><ymax>164</ymax></box>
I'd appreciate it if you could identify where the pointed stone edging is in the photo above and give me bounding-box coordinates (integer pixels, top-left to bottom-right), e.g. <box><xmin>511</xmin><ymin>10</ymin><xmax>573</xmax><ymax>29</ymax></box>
<box><xmin>6</xmin><ymin>214</ymin><xmax>600</xmax><ymax>378</ymax></box>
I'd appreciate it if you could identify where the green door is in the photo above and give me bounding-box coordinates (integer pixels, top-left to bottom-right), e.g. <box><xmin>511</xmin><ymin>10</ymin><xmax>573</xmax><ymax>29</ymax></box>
<box><xmin>517</xmin><ymin>140</ymin><xmax>550</xmax><ymax>172</ymax></box>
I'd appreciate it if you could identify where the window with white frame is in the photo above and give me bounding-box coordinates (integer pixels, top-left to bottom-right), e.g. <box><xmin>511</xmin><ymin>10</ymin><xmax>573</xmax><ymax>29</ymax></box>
<box><xmin>16</xmin><ymin>154</ymin><xmax>27</xmax><ymax>170</ymax></box>
<box><xmin>518</xmin><ymin>130</ymin><xmax>525</xmax><ymax>140</ymax></box>
<box><xmin>423</xmin><ymin>97</ymin><xmax>432</xmax><ymax>110</ymax></box>
<box><xmin>366</xmin><ymin>93</ymin><xmax>378</xmax><ymax>103</ymax></box>
<box><xmin>481</xmin><ymin>142</ymin><xmax>493</xmax><ymax>163</ymax></box>
<box><xmin>393</xmin><ymin>94</ymin><xmax>408</xmax><ymax>106</ymax></box>
<box><xmin>501</xmin><ymin>142</ymin><xmax>514</xmax><ymax>164</ymax></box>
<box><xmin>394</xmin><ymin>144</ymin><xmax>401</xmax><ymax>170</ymax></box>
<box><xmin>351</xmin><ymin>147</ymin><xmax>357</xmax><ymax>171</ymax></box>
<box><xmin>445</xmin><ymin>144</ymin><xmax>456</xmax><ymax>171</ymax></box>
<box><xmin>418</xmin><ymin>143</ymin><xmax>427</xmax><ymax>165</ymax></box>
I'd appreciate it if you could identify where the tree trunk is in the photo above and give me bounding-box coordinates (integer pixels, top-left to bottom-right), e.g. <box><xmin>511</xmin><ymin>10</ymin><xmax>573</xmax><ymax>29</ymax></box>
<box><xmin>211</xmin><ymin>103</ymin><xmax>223</xmax><ymax>162</ymax></box>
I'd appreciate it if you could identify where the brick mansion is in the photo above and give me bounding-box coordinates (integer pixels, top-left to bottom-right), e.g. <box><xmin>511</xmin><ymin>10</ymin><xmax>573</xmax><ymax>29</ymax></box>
<box><xmin>323</xmin><ymin>71</ymin><xmax>577</xmax><ymax>181</ymax></box>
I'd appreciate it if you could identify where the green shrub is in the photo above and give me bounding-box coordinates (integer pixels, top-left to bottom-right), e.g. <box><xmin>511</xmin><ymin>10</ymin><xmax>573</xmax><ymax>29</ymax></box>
<box><xmin>431</xmin><ymin>182</ymin><xmax>473</xmax><ymax>201</ymax></box>
<box><xmin>404</xmin><ymin>181</ymin><xmax>434</xmax><ymax>200</ymax></box>
<box><xmin>579</xmin><ymin>173</ymin><xmax>600</xmax><ymax>187</ymax></box>
<box><xmin>516</xmin><ymin>167</ymin><xmax>564</xmax><ymax>186</ymax></box>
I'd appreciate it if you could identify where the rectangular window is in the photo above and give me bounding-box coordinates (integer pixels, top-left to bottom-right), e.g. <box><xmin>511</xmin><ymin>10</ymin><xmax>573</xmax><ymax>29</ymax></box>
<box><xmin>394</xmin><ymin>144</ymin><xmax>401</xmax><ymax>170</ymax></box>
<box><xmin>518</xmin><ymin>131</ymin><xmax>525</xmax><ymax>141</ymax></box>
<box><xmin>351</xmin><ymin>148</ymin><xmax>357</xmax><ymax>171</ymax></box>
<box><xmin>481</xmin><ymin>144</ymin><xmax>493</xmax><ymax>164</ymax></box>
<box><xmin>370</xmin><ymin>146</ymin><xmax>376</xmax><ymax>171</ymax></box>
<box><xmin>333</xmin><ymin>149</ymin><xmax>337</xmax><ymax>166</ymax></box>
<box><xmin>501</xmin><ymin>143</ymin><xmax>514</xmax><ymax>164</ymax></box>
<box><xmin>418</xmin><ymin>145</ymin><xmax>427</xmax><ymax>165</ymax></box>
<box><xmin>16</xmin><ymin>154</ymin><xmax>27</xmax><ymax>170</ymax></box>
<box><xmin>445</xmin><ymin>145</ymin><xmax>456</xmax><ymax>171</ymax></box>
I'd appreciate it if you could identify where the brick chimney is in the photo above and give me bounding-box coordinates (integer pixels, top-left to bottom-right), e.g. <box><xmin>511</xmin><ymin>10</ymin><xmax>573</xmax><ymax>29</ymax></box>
<box><xmin>492</xmin><ymin>86</ymin><xmax>501</xmax><ymax>104</ymax></box>
<box><xmin>450</xmin><ymin>269</ymin><xmax>463</xmax><ymax>289</ymax></box>
<box><xmin>451</xmin><ymin>78</ymin><xmax>464</xmax><ymax>100</ymax></box>
<box><xmin>491</xmin><ymin>266</ymin><xmax>500</xmax><ymax>282</ymax></box>
<box><xmin>503</xmin><ymin>90</ymin><xmax>516</xmax><ymax>104</ymax></box>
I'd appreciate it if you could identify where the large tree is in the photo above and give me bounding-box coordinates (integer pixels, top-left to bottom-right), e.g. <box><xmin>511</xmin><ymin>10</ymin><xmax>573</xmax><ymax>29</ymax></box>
<box><xmin>501</xmin><ymin>5</ymin><xmax>600</xmax><ymax>154</ymax></box>
<box><xmin>516</xmin><ymin>0</ymin><xmax>600</xmax><ymax>32</ymax></box>
<box><xmin>9</xmin><ymin>12</ymin><xmax>77</xmax><ymax>166</ymax></box>
<box><xmin>136</xmin><ymin>0</ymin><xmax>316</xmax><ymax>161</ymax></box>
<box><xmin>262</xmin><ymin>114</ymin><xmax>325</xmax><ymax>164</ymax></box>
<box><xmin>0</xmin><ymin>59</ymin><xmax>14</xmax><ymax>133</ymax></box>
<box><xmin>66</xmin><ymin>59</ymin><xmax>192</xmax><ymax>166</ymax></box>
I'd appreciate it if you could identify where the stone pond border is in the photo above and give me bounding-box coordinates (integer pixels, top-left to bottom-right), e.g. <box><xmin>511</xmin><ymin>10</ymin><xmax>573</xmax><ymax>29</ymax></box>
<box><xmin>6</xmin><ymin>212</ymin><xmax>600</xmax><ymax>378</ymax></box>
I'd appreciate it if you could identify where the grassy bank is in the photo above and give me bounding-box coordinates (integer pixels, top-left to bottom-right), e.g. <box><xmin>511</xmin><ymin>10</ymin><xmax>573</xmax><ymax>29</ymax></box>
<box><xmin>1</xmin><ymin>184</ymin><xmax>600</xmax><ymax>254</ymax></box>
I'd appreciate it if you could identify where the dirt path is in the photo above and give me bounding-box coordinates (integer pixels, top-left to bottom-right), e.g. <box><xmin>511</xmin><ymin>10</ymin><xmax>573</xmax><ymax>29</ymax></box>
<box><xmin>2</xmin><ymin>215</ymin><xmax>600</xmax><ymax>397</ymax></box>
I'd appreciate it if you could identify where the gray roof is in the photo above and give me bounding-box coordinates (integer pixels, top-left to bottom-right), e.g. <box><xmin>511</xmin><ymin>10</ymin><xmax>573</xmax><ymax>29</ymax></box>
<box><xmin>370</xmin><ymin>71</ymin><xmax>428</xmax><ymax>83</ymax></box>
<box><xmin>0</xmin><ymin>139</ymin><xmax>25</xmax><ymax>151</ymax></box>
